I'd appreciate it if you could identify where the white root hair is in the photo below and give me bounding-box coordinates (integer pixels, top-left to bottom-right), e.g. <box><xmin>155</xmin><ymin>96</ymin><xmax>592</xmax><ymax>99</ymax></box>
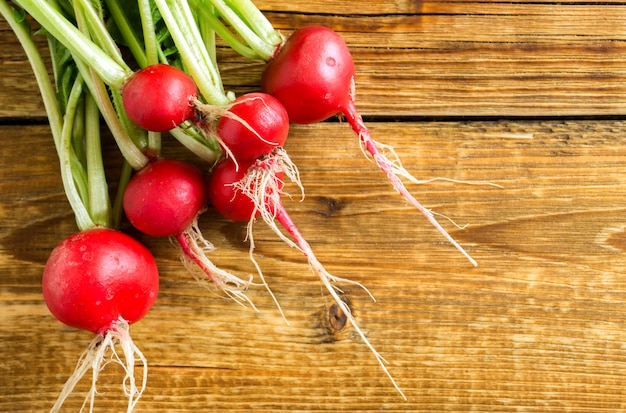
<box><xmin>177</xmin><ymin>216</ymin><xmax>258</xmax><ymax>310</ymax></box>
<box><xmin>50</xmin><ymin>318</ymin><xmax>146</xmax><ymax>413</ymax></box>
<box><xmin>235</xmin><ymin>148</ymin><xmax>303</xmax><ymax>249</ymax></box>
<box><xmin>359</xmin><ymin>138</ymin><xmax>503</xmax><ymax>188</ymax></box>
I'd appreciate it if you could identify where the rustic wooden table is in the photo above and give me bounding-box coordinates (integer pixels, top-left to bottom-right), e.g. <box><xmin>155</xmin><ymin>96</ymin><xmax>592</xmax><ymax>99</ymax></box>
<box><xmin>2</xmin><ymin>1</ymin><xmax>626</xmax><ymax>411</ymax></box>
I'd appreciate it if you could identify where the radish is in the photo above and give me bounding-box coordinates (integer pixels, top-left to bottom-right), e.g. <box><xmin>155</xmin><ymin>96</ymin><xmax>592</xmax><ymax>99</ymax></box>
<box><xmin>123</xmin><ymin>158</ymin><xmax>254</xmax><ymax>305</ymax></box>
<box><xmin>207</xmin><ymin>152</ymin><xmax>406</xmax><ymax>399</ymax></box>
<box><xmin>123</xmin><ymin>159</ymin><xmax>207</xmax><ymax>237</ymax></box>
<box><xmin>42</xmin><ymin>227</ymin><xmax>159</xmax><ymax>412</ymax></box>
<box><xmin>208</xmin><ymin>155</ymin><xmax>286</xmax><ymax>223</ymax></box>
<box><xmin>122</xmin><ymin>64</ymin><xmax>199</xmax><ymax>132</ymax></box>
<box><xmin>261</xmin><ymin>25</ymin><xmax>478</xmax><ymax>266</ymax></box>
<box><xmin>214</xmin><ymin>92</ymin><xmax>290</xmax><ymax>162</ymax></box>
<box><xmin>0</xmin><ymin>4</ymin><xmax>158</xmax><ymax>409</ymax></box>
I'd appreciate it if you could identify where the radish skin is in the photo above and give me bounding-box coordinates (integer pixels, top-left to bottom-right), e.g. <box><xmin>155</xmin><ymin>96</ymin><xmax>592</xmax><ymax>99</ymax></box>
<box><xmin>122</xmin><ymin>64</ymin><xmax>198</xmax><ymax>132</ymax></box>
<box><xmin>123</xmin><ymin>159</ymin><xmax>207</xmax><ymax>238</ymax></box>
<box><xmin>216</xmin><ymin>92</ymin><xmax>289</xmax><ymax>162</ymax></box>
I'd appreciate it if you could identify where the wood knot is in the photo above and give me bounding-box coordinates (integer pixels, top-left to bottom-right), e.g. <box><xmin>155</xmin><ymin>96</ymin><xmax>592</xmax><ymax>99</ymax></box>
<box><xmin>606</xmin><ymin>227</ymin><xmax>626</xmax><ymax>252</ymax></box>
<box><xmin>325</xmin><ymin>303</ymin><xmax>348</xmax><ymax>333</ymax></box>
<box><xmin>315</xmin><ymin>196</ymin><xmax>345</xmax><ymax>216</ymax></box>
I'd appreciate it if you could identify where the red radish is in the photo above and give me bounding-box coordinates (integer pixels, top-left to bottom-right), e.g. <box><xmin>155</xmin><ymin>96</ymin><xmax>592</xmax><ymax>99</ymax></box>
<box><xmin>123</xmin><ymin>159</ymin><xmax>207</xmax><ymax>237</ymax></box>
<box><xmin>207</xmin><ymin>151</ymin><xmax>405</xmax><ymax>399</ymax></box>
<box><xmin>42</xmin><ymin>227</ymin><xmax>158</xmax><ymax>412</ymax></box>
<box><xmin>216</xmin><ymin>92</ymin><xmax>290</xmax><ymax>162</ymax></box>
<box><xmin>123</xmin><ymin>158</ymin><xmax>254</xmax><ymax>305</ymax></box>
<box><xmin>261</xmin><ymin>25</ymin><xmax>478</xmax><ymax>266</ymax></box>
<box><xmin>122</xmin><ymin>64</ymin><xmax>198</xmax><ymax>132</ymax></box>
<box><xmin>261</xmin><ymin>26</ymin><xmax>354</xmax><ymax>125</ymax></box>
<box><xmin>208</xmin><ymin>156</ymin><xmax>284</xmax><ymax>222</ymax></box>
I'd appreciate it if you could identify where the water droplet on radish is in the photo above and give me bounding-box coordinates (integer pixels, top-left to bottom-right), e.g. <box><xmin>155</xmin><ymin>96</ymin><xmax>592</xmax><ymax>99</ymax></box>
<box><xmin>326</xmin><ymin>56</ymin><xmax>336</xmax><ymax>67</ymax></box>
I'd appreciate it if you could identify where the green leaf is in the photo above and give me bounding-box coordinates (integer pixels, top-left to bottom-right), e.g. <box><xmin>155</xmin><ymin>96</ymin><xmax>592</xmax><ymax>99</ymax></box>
<box><xmin>46</xmin><ymin>35</ymin><xmax>80</xmax><ymax>114</ymax></box>
<box><xmin>151</xmin><ymin>1</ymin><xmax>183</xmax><ymax>66</ymax></box>
<box><xmin>11</xmin><ymin>4</ymin><xmax>26</xmax><ymax>23</ymax></box>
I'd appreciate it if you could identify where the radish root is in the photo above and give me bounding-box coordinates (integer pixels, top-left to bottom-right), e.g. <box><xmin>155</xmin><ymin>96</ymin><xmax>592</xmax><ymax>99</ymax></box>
<box><xmin>176</xmin><ymin>216</ymin><xmax>257</xmax><ymax>309</ymax></box>
<box><xmin>50</xmin><ymin>318</ymin><xmax>146</xmax><ymax>413</ymax></box>
<box><xmin>342</xmin><ymin>83</ymin><xmax>478</xmax><ymax>267</ymax></box>
<box><xmin>363</xmin><ymin>139</ymin><xmax>502</xmax><ymax>188</ymax></box>
<box><xmin>234</xmin><ymin>149</ymin><xmax>406</xmax><ymax>399</ymax></box>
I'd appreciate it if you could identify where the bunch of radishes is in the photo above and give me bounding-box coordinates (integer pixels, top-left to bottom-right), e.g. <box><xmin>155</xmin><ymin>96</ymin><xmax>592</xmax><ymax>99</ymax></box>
<box><xmin>1</xmin><ymin>0</ymin><xmax>490</xmax><ymax>408</ymax></box>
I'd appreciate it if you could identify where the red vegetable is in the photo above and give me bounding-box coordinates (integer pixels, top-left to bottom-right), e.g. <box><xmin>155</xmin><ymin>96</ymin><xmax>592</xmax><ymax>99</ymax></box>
<box><xmin>261</xmin><ymin>26</ymin><xmax>354</xmax><ymax>124</ymax></box>
<box><xmin>43</xmin><ymin>227</ymin><xmax>158</xmax><ymax>334</ymax></box>
<box><xmin>122</xmin><ymin>64</ymin><xmax>198</xmax><ymax>132</ymax></box>
<box><xmin>217</xmin><ymin>92</ymin><xmax>290</xmax><ymax>162</ymax></box>
<box><xmin>123</xmin><ymin>159</ymin><xmax>207</xmax><ymax>237</ymax></box>
<box><xmin>262</xmin><ymin>25</ymin><xmax>477</xmax><ymax>266</ymax></box>
<box><xmin>207</xmin><ymin>157</ymin><xmax>284</xmax><ymax>222</ymax></box>
<box><xmin>42</xmin><ymin>227</ymin><xmax>158</xmax><ymax>411</ymax></box>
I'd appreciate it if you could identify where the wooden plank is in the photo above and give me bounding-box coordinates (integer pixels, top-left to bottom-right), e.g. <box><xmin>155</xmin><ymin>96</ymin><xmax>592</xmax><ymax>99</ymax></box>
<box><xmin>258</xmin><ymin>0</ymin><xmax>626</xmax><ymax>15</ymax></box>
<box><xmin>233</xmin><ymin>5</ymin><xmax>626</xmax><ymax>117</ymax></box>
<box><xmin>2</xmin><ymin>120</ymin><xmax>626</xmax><ymax>411</ymax></box>
<box><xmin>2</xmin><ymin>2</ymin><xmax>626</xmax><ymax>118</ymax></box>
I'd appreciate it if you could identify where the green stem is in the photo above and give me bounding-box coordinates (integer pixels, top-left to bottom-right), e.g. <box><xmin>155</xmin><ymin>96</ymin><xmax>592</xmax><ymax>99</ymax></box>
<box><xmin>61</xmin><ymin>77</ymin><xmax>95</xmax><ymax>230</ymax></box>
<box><xmin>138</xmin><ymin>0</ymin><xmax>159</xmax><ymax>65</ymax></box>
<box><xmin>197</xmin><ymin>3</ymin><xmax>218</xmax><ymax>66</ymax></box>
<box><xmin>0</xmin><ymin>1</ymin><xmax>62</xmax><ymax>150</ymax></box>
<box><xmin>153</xmin><ymin>0</ymin><xmax>230</xmax><ymax>105</ymax></box>
<box><xmin>176</xmin><ymin>0</ymin><xmax>222</xmax><ymax>84</ymax></box>
<box><xmin>224</xmin><ymin>0</ymin><xmax>280</xmax><ymax>46</ymax></box>
<box><xmin>15</xmin><ymin>0</ymin><xmax>132</xmax><ymax>88</ymax></box>
<box><xmin>71</xmin><ymin>97</ymin><xmax>87</xmax><ymax>166</ymax></box>
<box><xmin>0</xmin><ymin>0</ymin><xmax>99</xmax><ymax>230</ymax></box>
<box><xmin>69</xmin><ymin>99</ymin><xmax>89</xmax><ymax>205</ymax></box>
<box><xmin>203</xmin><ymin>0</ymin><xmax>276</xmax><ymax>60</ymax></box>
<box><xmin>191</xmin><ymin>0</ymin><xmax>259</xmax><ymax>60</ymax></box>
<box><xmin>170</xmin><ymin>127</ymin><xmax>220</xmax><ymax>164</ymax></box>
<box><xmin>73</xmin><ymin>0</ymin><xmax>128</xmax><ymax>68</ymax></box>
<box><xmin>85</xmin><ymin>93</ymin><xmax>112</xmax><ymax>227</ymax></box>
<box><xmin>109</xmin><ymin>86</ymin><xmax>152</xmax><ymax>156</ymax></box>
<box><xmin>68</xmin><ymin>3</ymin><xmax>149</xmax><ymax>169</ymax></box>
<box><xmin>147</xmin><ymin>130</ymin><xmax>162</xmax><ymax>154</ymax></box>
<box><xmin>74</xmin><ymin>57</ymin><xmax>149</xmax><ymax>170</ymax></box>
<box><xmin>69</xmin><ymin>154</ymin><xmax>89</xmax><ymax>212</ymax></box>
<box><xmin>112</xmin><ymin>160</ymin><xmax>133</xmax><ymax>229</ymax></box>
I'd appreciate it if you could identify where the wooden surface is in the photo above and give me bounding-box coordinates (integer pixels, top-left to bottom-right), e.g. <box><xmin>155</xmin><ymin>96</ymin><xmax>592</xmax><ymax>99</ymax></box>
<box><xmin>2</xmin><ymin>1</ymin><xmax>626</xmax><ymax>411</ymax></box>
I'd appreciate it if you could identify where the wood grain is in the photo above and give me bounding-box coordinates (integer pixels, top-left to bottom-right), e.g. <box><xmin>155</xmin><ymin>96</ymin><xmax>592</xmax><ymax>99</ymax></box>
<box><xmin>3</xmin><ymin>1</ymin><xmax>626</xmax><ymax>118</ymax></box>
<box><xmin>2</xmin><ymin>0</ymin><xmax>626</xmax><ymax>412</ymax></box>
